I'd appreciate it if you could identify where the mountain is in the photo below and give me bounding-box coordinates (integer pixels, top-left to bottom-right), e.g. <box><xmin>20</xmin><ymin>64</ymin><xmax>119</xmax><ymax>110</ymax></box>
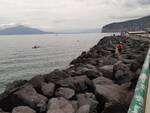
<box><xmin>0</xmin><ymin>25</ymin><xmax>53</xmax><ymax>35</ymax></box>
<box><xmin>102</xmin><ymin>15</ymin><xmax>150</xmax><ymax>33</ymax></box>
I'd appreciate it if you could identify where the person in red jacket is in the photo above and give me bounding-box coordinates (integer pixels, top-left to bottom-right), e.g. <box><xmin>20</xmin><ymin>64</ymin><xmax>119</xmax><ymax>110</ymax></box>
<box><xmin>115</xmin><ymin>42</ymin><xmax>124</xmax><ymax>54</ymax></box>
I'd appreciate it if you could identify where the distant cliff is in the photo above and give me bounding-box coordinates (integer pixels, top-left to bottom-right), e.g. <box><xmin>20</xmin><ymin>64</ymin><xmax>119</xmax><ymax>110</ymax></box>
<box><xmin>102</xmin><ymin>15</ymin><xmax>150</xmax><ymax>33</ymax></box>
<box><xmin>0</xmin><ymin>25</ymin><xmax>53</xmax><ymax>35</ymax></box>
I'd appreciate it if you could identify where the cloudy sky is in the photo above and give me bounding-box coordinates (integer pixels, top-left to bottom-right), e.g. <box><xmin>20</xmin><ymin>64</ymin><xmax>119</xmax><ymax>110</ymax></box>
<box><xmin>0</xmin><ymin>0</ymin><xmax>150</xmax><ymax>32</ymax></box>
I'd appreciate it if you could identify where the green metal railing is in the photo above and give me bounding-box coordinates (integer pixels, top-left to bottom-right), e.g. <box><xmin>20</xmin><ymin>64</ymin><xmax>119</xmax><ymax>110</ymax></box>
<box><xmin>128</xmin><ymin>48</ymin><xmax>150</xmax><ymax>113</ymax></box>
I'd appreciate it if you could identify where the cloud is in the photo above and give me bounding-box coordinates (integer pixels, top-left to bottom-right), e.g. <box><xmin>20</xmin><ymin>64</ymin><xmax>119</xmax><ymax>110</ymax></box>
<box><xmin>0</xmin><ymin>0</ymin><xmax>149</xmax><ymax>31</ymax></box>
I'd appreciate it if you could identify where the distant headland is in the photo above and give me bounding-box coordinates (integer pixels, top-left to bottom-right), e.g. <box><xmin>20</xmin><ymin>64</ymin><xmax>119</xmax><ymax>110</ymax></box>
<box><xmin>102</xmin><ymin>15</ymin><xmax>150</xmax><ymax>33</ymax></box>
<box><xmin>0</xmin><ymin>25</ymin><xmax>54</xmax><ymax>35</ymax></box>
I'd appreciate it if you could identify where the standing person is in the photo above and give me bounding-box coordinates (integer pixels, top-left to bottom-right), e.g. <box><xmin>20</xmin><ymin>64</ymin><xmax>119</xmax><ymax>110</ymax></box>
<box><xmin>115</xmin><ymin>42</ymin><xmax>124</xmax><ymax>54</ymax></box>
<box><xmin>115</xmin><ymin>42</ymin><xmax>124</xmax><ymax>59</ymax></box>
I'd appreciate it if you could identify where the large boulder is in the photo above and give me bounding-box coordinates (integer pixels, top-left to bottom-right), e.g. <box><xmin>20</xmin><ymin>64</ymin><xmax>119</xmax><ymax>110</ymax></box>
<box><xmin>102</xmin><ymin>56</ymin><xmax>118</xmax><ymax>65</ymax></box>
<box><xmin>83</xmin><ymin>70</ymin><xmax>102</xmax><ymax>80</ymax></box>
<box><xmin>76</xmin><ymin>105</ymin><xmax>90</xmax><ymax>113</ymax></box>
<box><xmin>55</xmin><ymin>87</ymin><xmax>75</xmax><ymax>99</ymax></box>
<box><xmin>95</xmin><ymin>84</ymin><xmax>128</xmax><ymax>104</ymax></box>
<box><xmin>57</xmin><ymin>75</ymin><xmax>95</xmax><ymax>93</ymax></box>
<box><xmin>77</xmin><ymin>93</ymin><xmax>98</xmax><ymax>112</ymax></box>
<box><xmin>102</xmin><ymin>91</ymin><xmax>133</xmax><ymax>113</ymax></box>
<box><xmin>113</xmin><ymin>61</ymin><xmax>129</xmax><ymax>72</ymax></box>
<box><xmin>70</xmin><ymin>101</ymin><xmax>78</xmax><ymax>112</ymax></box>
<box><xmin>45</xmin><ymin>69</ymin><xmax>69</xmax><ymax>83</ymax></box>
<box><xmin>12</xmin><ymin>106</ymin><xmax>36</xmax><ymax>113</ymax></box>
<box><xmin>113</xmin><ymin>61</ymin><xmax>134</xmax><ymax>84</ymax></box>
<box><xmin>47</xmin><ymin>97</ymin><xmax>75</xmax><ymax>113</ymax></box>
<box><xmin>28</xmin><ymin>75</ymin><xmax>45</xmax><ymax>91</ymax></box>
<box><xmin>114</xmin><ymin>70</ymin><xmax>134</xmax><ymax>84</ymax></box>
<box><xmin>41</xmin><ymin>82</ymin><xmax>55</xmax><ymax>98</ymax></box>
<box><xmin>75</xmin><ymin>66</ymin><xmax>102</xmax><ymax>79</ymax></box>
<box><xmin>13</xmin><ymin>85</ymin><xmax>48</xmax><ymax>112</ymax></box>
<box><xmin>93</xmin><ymin>76</ymin><xmax>114</xmax><ymax>85</ymax></box>
<box><xmin>99</xmin><ymin>65</ymin><xmax>114</xmax><ymax>79</ymax></box>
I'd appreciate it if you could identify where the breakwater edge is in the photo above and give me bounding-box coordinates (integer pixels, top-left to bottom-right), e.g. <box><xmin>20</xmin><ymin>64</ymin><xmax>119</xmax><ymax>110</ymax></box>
<box><xmin>0</xmin><ymin>35</ymin><xmax>149</xmax><ymax>113</ymax></box>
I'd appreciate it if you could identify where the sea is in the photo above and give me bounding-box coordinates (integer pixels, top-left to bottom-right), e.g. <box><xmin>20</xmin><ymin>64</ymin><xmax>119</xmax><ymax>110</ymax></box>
<box><xmin>0</xmin><ymin>33</ymin><xmax>113</xmax><ymax>93</ymax></box>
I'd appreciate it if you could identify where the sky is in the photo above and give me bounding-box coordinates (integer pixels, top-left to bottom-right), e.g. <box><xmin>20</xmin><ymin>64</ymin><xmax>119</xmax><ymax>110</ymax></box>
<box><xmin>0</xmin><ymin>0</ymin><xmax>150</xmax><ymax>32</ymax></box>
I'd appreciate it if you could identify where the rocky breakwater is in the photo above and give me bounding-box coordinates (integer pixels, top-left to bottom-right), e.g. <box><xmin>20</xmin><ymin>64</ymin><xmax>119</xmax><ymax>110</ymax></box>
<box><xmin>0</xmin><ymin>36</ymin><xmax>149</xmax><ymax>113</ymax></box>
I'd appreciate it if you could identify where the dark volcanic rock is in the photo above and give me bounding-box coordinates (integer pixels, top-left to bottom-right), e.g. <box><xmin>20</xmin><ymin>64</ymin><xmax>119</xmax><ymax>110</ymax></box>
<box><xmin>5</xmin><ymin>80</ymin><xmax>27</xmax><ymax>93</ymax></box>
<box><xmin>76</xmin><ymin>105</ymin><xmax>90</xmax><ymax>113</ymax></box>
<box><xmin>75</xmin><ymin>65</ymin><xmax>102</xmax><ymax>79</ymax></box>
<box><xmin>102</xmin><ymin>56</ymin><xmax>118</xmax><ymax>65</ymax></box>
<box><xmin>57</xmin><ymin>75</ymin><xmax>95</xmax><ymax>93</ymax></box>
<box><xmin>95</xmin><ymin>84</ymin><xmax>129</xmax><ymax>104</ymax></box>
<box><xmin>47</xmin><ymin>97</ymin><xmax>75</xmax><ymax>113</ymax></box>
<box><xmin>113</xmin><ymin>61</ymin><xmax>135</xmax><ymax>84</ymax></box>
<box><xmin>28</xmin><ymin>75</ymin><xmax>45</xmax><ymax>92</ymax></box>
<box><xmin>45</xmin><ymin>69</ymin><xmax>70</xmax><ymax>83</ymax></box>
<box><xmin>41</xmin><ymin>82</ymin><xmax>55</xmax><ymax>98</ymax></box>
<box><xmin>99</xmin><ymin>65</ymin><xmax>114</xmax><ymax>79</ymax></box>
<box><xmin>13</xmin><ymin>85</ymin><xmax>48</xmax><ymax>112</ymax></box>
<box><xmin>12</xmin><ymin>106</ymin><xmax>36</xmax><ymax>113</ymax></box>
<box><xmin>55</xmin><ymin>87</ymin><xmax>75</xmax><ymax>99</ymax></box>
<box><xmin>71</xmin><ymin>101</ymin><xmax>78</xmax><ymax>112</ymax></box>
<box><xmin>102</xmin><ymin>103</ymin><xmax>128</xmax><ymax>113</ymax></box>
<box><xmin>93</xmin><ymin>76</ymin><xmax>114</xmax><ymax>85</ymax></box>
<box><xmin>0</xmin><ymin>108</ymin><xmax>9</xmax><ymax>113</ymax></box>
<box><xmin>77</xmin><ymin>93</ymin><xmax>98</xmax><ymax>113</ymax></box>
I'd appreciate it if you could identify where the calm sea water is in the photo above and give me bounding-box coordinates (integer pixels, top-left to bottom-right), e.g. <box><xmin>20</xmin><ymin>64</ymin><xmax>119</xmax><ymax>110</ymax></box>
<box><xmin>0</xmin><ymin>33</ymin><xmax>112</xmax><ymax>93</ymax></box>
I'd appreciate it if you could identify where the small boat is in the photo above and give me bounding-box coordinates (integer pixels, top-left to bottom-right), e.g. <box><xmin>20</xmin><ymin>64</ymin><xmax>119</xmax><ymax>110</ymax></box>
<box><xmin>32</xmin><ymin>45</ymin><xmax>40</xmax><ymax>49</ymax></box>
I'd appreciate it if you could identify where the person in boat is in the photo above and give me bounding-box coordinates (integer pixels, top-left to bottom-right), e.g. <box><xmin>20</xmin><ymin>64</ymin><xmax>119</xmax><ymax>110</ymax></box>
<box><xmin>32</xmin><ymin>45</ymin><xmax>40</xmax><ymax>49</ymax></box>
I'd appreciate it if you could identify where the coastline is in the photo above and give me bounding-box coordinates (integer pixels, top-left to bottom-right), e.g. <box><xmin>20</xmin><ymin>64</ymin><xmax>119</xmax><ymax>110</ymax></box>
<box><xmin>0</xmin><ymin>35</ymin><xmax>149</xmax><ymax>113</ymax></box>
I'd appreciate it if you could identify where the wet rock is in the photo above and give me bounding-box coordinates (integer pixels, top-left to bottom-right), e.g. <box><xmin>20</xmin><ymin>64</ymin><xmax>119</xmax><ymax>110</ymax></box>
<box><xmin>93</xmin><ymin>76</ymin><xmax>114</xmax><ymax>85</ymax></box>
<box><xmin>76</xmin><ymin>105</ymin><xmax>90</xmax><ymax>113</ymax></box>
<box><xmin>5</xmin><ymin>80</ymin><xmax>27</xmax><ymax>93</ymax></box>
<box><xmin>45</xmin><ymin>69</ymin><xmax>69</xmax><ymax>83</ymax></box>
<box><xmin>13</xmin><ymin>85</ymin><xmax>48</xmax><ymax>112</ymax></box>
<box><xmin>99</xmin><ymin>65</ymin><xmax>114</xmax><ymax>79</ymax></box>
<box><xmin>77</xmin><ymin>93</ymin><xmax>98</xmax><ymax>112</ymax></box>
<box><xmin>47</xmin><ymin>97</ymin><xmax>75</xmax><ymax>113</ymax></box>
<box><xmin>57</xmin><ymin>75</ymin><xmax>95</xmax><ymax>93</ymax></box>
<box><xmin>41</xmin><ymin>82</ymin><xmax>55</xmax><ymax>97</ymax></box>
<box><xmin>55</xmin><ymin>87</ymin><xmax>75</xmax><ymax>99</ymax></box>
<box><xmin>12</xmin><ymin>106</ymin><xmax>36</xmax><ymax>113</ymax></box>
